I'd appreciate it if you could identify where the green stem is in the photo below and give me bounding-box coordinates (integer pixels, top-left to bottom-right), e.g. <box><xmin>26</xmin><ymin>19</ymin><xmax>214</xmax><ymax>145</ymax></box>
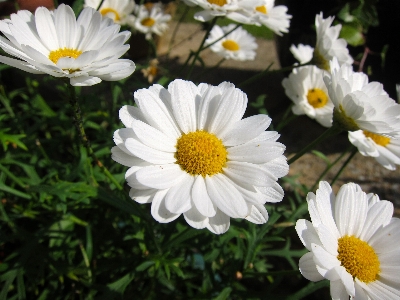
<box><xmin>185</xmin><ymin>17</ymin><xmax>218</xmax><ymax>80</ymax></box>
<box><xmin>66</xmin><ymin>84</ymin><xmax>123</xmax><ymax>190</ymax></box>
<box><xmin>330</xmin><ymin>146</ymin><xmax>358</xmax><ymax>186</ymax></box>
<box><xmin>288</xmin><ymin>125</ymin><xmax>343</xmax><ymax>165</ymax></box>
<box><xmin>310</xmin><ymin>145</ymin><xmax>352</xmax><ymax>192</ymax></box>
<box><xmin>96</xmin><ymin>0</ymin><xmax>106</xmax><ymax>10</ymax></box>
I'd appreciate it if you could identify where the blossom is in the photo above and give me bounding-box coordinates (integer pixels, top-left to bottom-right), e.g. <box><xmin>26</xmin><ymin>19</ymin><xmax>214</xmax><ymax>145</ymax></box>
<box><xmin>247</xmin><ymin>0</ymin><xmax>291</xmax><ymax>36</ymax></box>
<box><xmin>296</xmin><ymin>181</ymin><xmax>400</xmax><ymax>299</ymax></box>
<box><xmin>183</xmin><ymin>0</ymin><xmax>264</xmax><ymax>24</ymax></box>
<box><xmin>141</xmin><ymin>58</ymin><xmax>159</xmax><ymax>83</ymax></box>
<box><xmin>324</xmin><ymin>58</ymin><xmax>400</xmax><ymax>137</ymax></box>
<box><xmin>84</xmin><ymin>0</ymin><xmax>136</xmax><ymax>25</ymax></box>
<box><xmin>349</xmin><ymin>130</ymin><xmax>400</xmax><ymax>170</ymax></box>
<box><xmin>0</xmin><ymin>4</ymin><xmax>135</xmax><ymax>86</ymax></box>
<box><xmin>282</xmin><ymin>65</ymin><xmax>333</xmax><ymax>127</ymax></box>
<box><xmin>112</xmin><ymin>79</ymin><xmax>288</xmax><ymax>234</ymax></box>
<box><xmin>128</xmin><ymin>5</ymin><xmax>171</xmax><ymax>40</ymax></box>
<box><xmin>312</xmin><ymin>12</ymin><xmax>353</xmax><ymax>70</ymax></box>
<box><xmin>290</xmin><ymin>44</ymin><xmax>313</xmax><ymax>65</ymax></box>
<box><xmin>205</xmin><ymin>24</ymin><xmax>257</xmax><ymax>61</ymax></box>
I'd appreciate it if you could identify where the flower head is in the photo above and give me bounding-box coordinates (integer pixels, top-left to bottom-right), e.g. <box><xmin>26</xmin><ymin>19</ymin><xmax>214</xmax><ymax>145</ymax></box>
<box><xmin>129</xmin><ymin>5</ymin><xmax>171</xmax><ymax>40</ymax></box>
<box><xmin>324</xmin><ymin>58</ymin><xmax>400</xmax><ymax>137</ymax></box>
<box><xmin>84</xmin><ymin>0</ymin><xmax>136</xmax><ymax>25</ymax></box>
<box><xmin>247</xmin><ymin>0</ymin><xmax>291</xmax><ymax>36</ymax></box>
<box><xmin>296</xmin><ymin>181</ymin><xmax>400</xmax><ymax>299</ymax></box>
<box><xmin>290</xmin><ymin>44</ymin><xmax>313</xmax><ymax>65</ymax></box>
<box><xmin>183</xmin><ymin>0</ymin><xmax>264</xmax><ymax>23</ymax></box>
<box><xmin>0</xmin><ymin>4</ymin><xmax>135</xmax><ymax>86</ymax></box>
<box><xmin>349</xmin><ymin>130</ymin><xmax>400</xmax><ymax>170</ymax></box>
<box><xmin>112</xmin><ymin>79</ymin><xmax>288</xmax><ymax>234</ymax></box>
<box><xmin>313</xmin><ymin>12</ymin><xmax>353</xmax><ymax>70</ymax></box>
<box><xmin>205</xmin><ymin>24</ymin><xmax>257</xmax><ymax>61</ymax></box>
<box><xmin>282</xmin><ymin>65</ymin><xmax>333</xmax><ymax>127</ymax></box>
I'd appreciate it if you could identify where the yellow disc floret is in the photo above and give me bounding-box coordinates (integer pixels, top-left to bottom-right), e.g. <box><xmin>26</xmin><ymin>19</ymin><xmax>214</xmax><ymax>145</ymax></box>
<box><xmin>100</xmin><ymin>7</ymin><xmax>120</xmax><ymax>21</ymax></box>
<box><xmin>175</xmin><ymin>130</ymin><xmax>227</xmax><ymax>177</ymax></box>
<box><xmin>306</xmin><ymin>88</ymin><xmax>328</xmax><ymax>108</ymax></box>
<box><xmin>207</xmin><ymin>0</ymin><xmax>227</xmax><ymax>6</ymax></box>
<box><xmin>363</xmin><ymin>131</ymin><xmax>391</xmax><ymax>147</ymax></box>
<box><xmin>48</xmin><ymin>48</ymin><xmax>82</xmax><ymax>64</ymax></box>
<box><xmin>337</xmin><ymin>235</ymin><xmax>380</xmax><ymax>283</ymax></box>
<box><xmin>256</xmin><ymin>6</ymin><xmax>267</xmax><ymax>14</ymax></box>
<box><xmin>141</xmin><ymin>17</ymin><xmax>155</xmax><ymax>27</ymax></box>
<box><xmin>222</xmin><ymin>40</ymin><xmax>240</xmax><ymax>51</ymax></box>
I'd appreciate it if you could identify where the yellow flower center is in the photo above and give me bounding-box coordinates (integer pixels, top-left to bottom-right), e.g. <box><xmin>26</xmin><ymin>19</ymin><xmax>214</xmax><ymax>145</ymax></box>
<box><xmin>100</xmin><ymin>7</ymin><xmax>120</xmax><ymax>21</ymax></box>
<box><xmin>207</xmin><ymin>0</ymin><xmax>227</xmax><ymax>6</ymax></box>
<box><xmin>222</xmin><ymin>40</ymin><xmax>240</xmax><ymax>51</ymax></box>
<box><xmin>312</xmin><ymin>49</ymin><xmax>330</xmax><ymax>71</ymax></box>
<box><xmin>333</xmin><ymin>106</ymin><xmax>359</xmax><ymax>131</ymax></box>
<box><xmin>363</xmin><ymin>131</ymin><xmax>391</xmax><ymax>147</ymax></box>
<box><xmin>141</xmin><ymin>17</ymin><xmax>155</xmax><ymax>27</ymax></box>
<box><xmin>256</xmin><ymin>5</ymin><xmax>267</xmax><ymax>14</ymax></box>
<box><xmin>175</xmin><ymin>130</ymin><xmax>227</xmax><ymax>177</ymax></box>
<box><xmin>48</xmin><ymin>48</ymin><xmax>82</xmax><ymax>64</ymax></box>
<box><xmin>306</xmin><ymin>88</ymin><xmax>328</xmax><ymax>108</ymax></box>
<box><xmin>337</xmin><ymin>235</ymin><xmax>380</xmax><ymax>283</ymax></box>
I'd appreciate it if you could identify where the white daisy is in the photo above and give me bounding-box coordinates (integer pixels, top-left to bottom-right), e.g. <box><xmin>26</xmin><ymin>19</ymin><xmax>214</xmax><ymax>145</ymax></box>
<box><xmin>84</xmin><ymin>0</ymin><xmax>136</xmax><ymax>25</ymax></box>
<box><xmin>183</xmin><ymin>0</ymin><xmax>264</xmax><ymax>24</ymax></box>
<box><xmin>324</xmin><ymin>58</ymin><xmax>400</xmax><ymax>138</ymax></box>
<box><xmin>313</xmin><ymin>12</ymin><xmax>353</xmax><ymax>70</ymax></box>
<box><xmin>204</xmin><ymin>24</ymin><xmax>257</xmax><ymax>61</ymax></box>
<box><xmin>282</xmin><ymin>65</ymin><xmax>333</xmax><ymax>127</ymax></box>
<box><xmin>0</xmin><ymin>4</ymin><xmax>135</xmax><ymax>86</ymax></box>
<box><xmin>112</xmin><ymin>79</ymin><xmax>288</xmax><ymax>234</ymax></box>
<box><xmin>290</xmin><ymin>43</ymin><xmax>313</xmax><ymax>65</ymax></box>
<box><xmin>296</xmin><ymin>181</ymin><xmax>400</xmax><ymax>299</ymax></box>
<box><xmin>349</xmin><ymin>130</ymin><xmax>400</xmax><ymax>170</ymax></box>
<box><xmin>246</xmin><ymin>0</ymin><xmax>291</xmax><ymax>36</ymax></box>
<box><xmin>129</xmin><ymin>5</ymin><xmax>171</xmax><ymax>40</ymax></box>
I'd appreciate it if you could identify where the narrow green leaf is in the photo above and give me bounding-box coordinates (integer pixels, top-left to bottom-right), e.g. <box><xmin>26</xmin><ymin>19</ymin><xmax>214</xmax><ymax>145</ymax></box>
<box><xmin>213</xmin><ymin>287</ymin><xmax>232</xmax><ymax>300</ymax></box>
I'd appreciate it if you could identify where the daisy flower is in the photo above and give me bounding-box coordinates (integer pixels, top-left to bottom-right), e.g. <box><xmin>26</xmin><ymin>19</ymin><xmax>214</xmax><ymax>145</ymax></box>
<box><xmin>296</xmin><ymin>181</ymin><xmax>400</xmax><ymax>299</ymax></box>
<box><xmin>0</xmin><ymin>4</ymin><xmax>135</xmax><ymax>86</ymax></box>
<box><xmin>324</xmin><ymin>58</ymin><xmax>400</xmax><ymax>137</ymax></box>
<box><xmin>312</xmin><ymin>12</ymin><xmax>353</xmax><ymax>70</ymax></box>
<box><xmin>204</xmin><ymin>24</ymin><xmax>257</xmax><ymax>61</ymax></box>
<box><xmin>349</xmin><ymin>130</ymin><xmax>400</xmax><ymax>170</ymax></box>
<box><xmin>282</xmin><ymin>65</ymin><xmax>333</xmax><ymax>127</ymax></box>
<box><xmin>84</xmin><ymin>0</ymin><xmax>136</xmax><ymax>25</ymax></box>
<box><xmin>247</xmin><ymin>0</ymin><xmax>291</xmax><ymax>36</ymax></box>
<box><xmin>183</xmin><ymin>0</ymin><xmax>264</xmax><ymax>24</ymax></box>
<box><xmin>112</xmin><ymin>79</ymin><xmax>288</xmax><ymax>234</ymax></box>
<box><xmin>129</xmin><ymin>5</ymin><xmax>171</xmax><ymax>40</ymax></box>
<box><xmin>290</xmin><ymin>44</ymin><xmax>313</xmax><ymax>65</ymax></box>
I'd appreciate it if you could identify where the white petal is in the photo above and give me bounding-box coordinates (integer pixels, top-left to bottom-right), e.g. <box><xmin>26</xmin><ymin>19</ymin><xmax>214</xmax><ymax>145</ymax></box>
<box><xmin>192</xmin><ymin>175</ymin><xmax>216</xmax><ymax>217</ymax></box>
<box><xmin>206</xmin><ymin>209</ymin><xmax>230</xmax><ymax>234</ymax></box>
<box><xmin>151</xmin><ymin>189</ymin><xmax>180</xmax><ymax>223</ymax></box>
<box><xmin>129</xmin><ymin>188</ymin><xmax>156</xmax><ymax>204</ymax></box>
<box><xmin>354</xmin><ymin>281</ymin><xmax>369</xmax><ymax>300</ymax></box>
<box><xmin>164</xmin><ymin>174</ymin><xmax>193</xmax><ymax>214</ymax></box>
<box><xmin>359</xmin><ymin>200</ymin><xmax>394</xmax><ymax>242</ymax></box>
<box><xmin>298</xmin><ymin>252</ymin><xmax>325</xmax><ymax>281</ymax></box>
<box><xmin>256</xmin><ymin>182</ymin><xmax>285</xmax><ymax>203</ymax></box>
<box><xmin>125</xmin><ymin>137</ymin><xmax>176</xmax><ymax>164</ymax></box>
<box><xmin>227</xmin><ymin>141</ymin><xmax>285</xmax><ymax>164</ymax></box>
<box><xmin>70</xmin><ymin>76</ymin><xmax>102</xmax><ymax>86</ymax></box>
<box><xmin>316</xmin><ymin>224</ymin><xmax>338</xmax><ymax>256</ymax></box>
<box><xmin>295</xmin><ymin>219</ymin><xmax>321</xmax><ymax>251</ymax></box>
<box><xmin>111</xmin><ymin>146</ymin><xmax>143</xmax><ymax>167</ymax></box>
<box><xmin>135</xmin><ymin>164</ymin><xmax>184</xmax><ymax>189</ymax></box>
<box><xmin>0</xmin><ymin>55</ymin><xmax>44</xmax><ymax>74</ymax></box>
<box><xmin>368</xmin><ymin>218</ymin><xmax>400</xmax><ymax>253</ymax></box>
<box><xmin>205</xmin><ymin>174</ymin><xmax>248</xmax><ymax>218</ymax></box>
<box><xmin>35</xmin><ymin>7</ymin><xmax>59</xmax><ymax>50</ymax></box>
<box><xmin>223</xmin><ymin>161</ymin><xmax>276</xmax><ymax>187</ymax></box>
<box><xmin>330</xmin><ymin>280</ymin><xmax>351</xmax><ymax>300</ymax></box>
<box><xmin>131</xmin><ymin>120</ymin><xmax>176</xmax><ymax>152</ymax></box>
<box><xmin>119</xmin><ymin>105</ymin><xmax>145</xmax><ymax>128</ymax></box>
<box><xmin>311</xmin><ymin>243</ymin><xmax>340</xmax><ymax>271</ymax></box>
<box><xmin>245</xmin><ymin>204</ymin><xmax>269</xmax><ymax>224</ymax></box>
<box><xmin>183</xmin><ymin>206</ymin><xmax>208</xmax><ymax>229</ymax></box>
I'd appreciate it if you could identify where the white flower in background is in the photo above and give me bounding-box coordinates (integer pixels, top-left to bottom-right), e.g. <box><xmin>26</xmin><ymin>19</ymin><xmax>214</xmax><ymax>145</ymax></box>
<box><xmin>84</xmin><ymin>0</ymin><xmax>136</xmax><ymax>25</ymax></box>
<box><xmin>282</xmin><ymin>66</ymin><xmax>333</xmax><ymax>127</ymax></box>
<box><xmin>0</xmin><ymin>4</ymin><xmax>135</xmax><ymax>86</ymax></box>
<box><xmin>324</xmin><ymin>58</ymin><xmax>400</xmax><ymax>137</ymax></box>
<box><xmin>205</xmin><ymin>24</ymin><xmax>257</xmax><ymax>61</ymax></box>
<box><xmin>313</xmin><ymin>12</ymin><xmax>353</xmax><ymax>70</ymax></box>
<box><xmin>247</xmin><ymin>0</ymin><xmax>291</xmax><ymax>36</ymax></box>
<box><xmin>129</xmin><ymin>5</ymin><xmax>171</xmax><ymax>40</ymax></box>
<box><xmin>290</xmin><ymin>44</ymin><xmax>313</xmax><ymax>65</ymax></box>
<box><xmin>349</xmin><ymin>130</ymin><xmax>400</xmax><ymax>170</ymax></box>
<box><xmin>183</xmin><ymin>0</ymin><xmax>264</xmax><ymax>24</ymax></box>
<box><xmin>296</xmin><ymin>181</ymin><xmax>400</xmax><ymax>299</ymax></box>
<box><xmin>112</xmin><ymin>79</ymin><xmax>288</xmax><ymax>234</ymax></box>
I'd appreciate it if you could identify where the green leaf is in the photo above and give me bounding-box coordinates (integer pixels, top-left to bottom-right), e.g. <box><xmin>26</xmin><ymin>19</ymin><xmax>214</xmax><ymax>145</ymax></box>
<box><xmin>0</xmin><ymin>129</ymin><xmax>28</xmax><ymax>151</ymax></box>
<box><xmin>136</xmin><ymin>261</ymin><xmax>155</xmax><ymax>272</ymax></box>
<box><xmin>340</xmin><ymin>24</ymin><xmax>365</xmax><ymax>47</ymax></box>
<box><xmin>286</xmin><ymin>280</ymin><xmax>329</xmax><ymax>300</ymax></box>
<box><xmin>213</xmin><ymin>287</ymin><xmax>232</xmax><ymax>300</ymax></box>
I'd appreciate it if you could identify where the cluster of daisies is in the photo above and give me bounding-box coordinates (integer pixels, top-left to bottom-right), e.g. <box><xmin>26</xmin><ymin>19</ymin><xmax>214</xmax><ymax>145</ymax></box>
<box><xmin>282</xmin><ymin>13</ymin><xmax>400</xmax><ymax>171</ymax></box>
<box><xmin>0</xmin><ymin>3</ymin><xmax>399</xmax><ymax>300</ymax></box>
<box><xmin>84</xmin><ymin>0</ymin><xmax>171</xmax><ymax>40</ymax></box>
